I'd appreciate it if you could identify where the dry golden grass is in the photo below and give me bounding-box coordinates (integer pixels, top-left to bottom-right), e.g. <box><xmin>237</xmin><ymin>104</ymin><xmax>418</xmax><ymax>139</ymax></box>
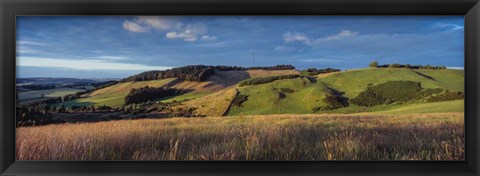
<box><xmin>316</xmin><ymin>72</ymin><xmax>339</xmax><ymax>79</ymax></box>
<box><xmin>169</xmin><ymin>71</ymin><xmax>249</xmax><ymax>92</ymax></box>
<box><xmin>176</xmin><ymin>88</ymin><xmax>239</xmax><ymax>116</ymax></box>
<box><xmin>87</xmin><ymin>79</ymin><xmax>176</xmax><ymax>97</ymax></box>
<box><xmin>16</xmin><ymin>113</ymin><xmax>464</xmax><ymax>160</ymax></box>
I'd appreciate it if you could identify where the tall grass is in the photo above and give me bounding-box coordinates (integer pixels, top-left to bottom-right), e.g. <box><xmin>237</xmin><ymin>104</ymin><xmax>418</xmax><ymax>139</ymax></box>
<box><xmin>16</xmin><ymin>113</ymin><xmax>464</xmax><ymax>160</ymax></box>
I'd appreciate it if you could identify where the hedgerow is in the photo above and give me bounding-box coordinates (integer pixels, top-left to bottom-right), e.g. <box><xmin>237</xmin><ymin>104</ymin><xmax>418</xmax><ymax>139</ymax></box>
<box><xmin>313</xmin><ymin>88</ymin><xmax>349</xmax><ymax>112</ymax></box>
<box><xmin>426</xmin><ymin>90</ymin><xmax>464</xmax><ymax>102</ymax></box>
<box><xmin>231</xmin><ymin>94</ymin><xmax>248</xmax><ymax>107</ymax></box>
<box><xmin>238</xmin><ymin>74</ymin><xmax>300</xmax><ymax>87</ymax></box>
<box><xmin>351</xmin><ymin>81</ymin><xmax>424</xmax><ymax>106</ymax></box>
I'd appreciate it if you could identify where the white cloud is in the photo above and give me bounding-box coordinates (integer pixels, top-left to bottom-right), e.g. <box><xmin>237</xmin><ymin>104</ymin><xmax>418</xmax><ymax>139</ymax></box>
<box><xmin>434</xmin><ymin>23</ymin><xmax>464</xmax><ymax>31</ymax></box>
<box><xmin>135</xmin><ymin>16</ymin><xmax>178</xmax><ymax>31</ymax></box>
<box><xmin>165</xmin><ymin>23</ymin><xmax>208</xmax><ymax>42</ymax></box>
<box><xmin>121</xmin><ymin>16</ymin><xmax>216</xmax><ymax>42</ymax></box>
<box><xmin>201</xmin><ymin>35</ymin><xmax>218</xmax><ymax>41</ymax></box>
<box><xmin>282</xmin><ymin>31</ymin><xmax>311</xmax><ymax>45</ymax></box>
<box><xmin>93</xmin><ymin>56</ymin><xmax>128</xmax><ymax>60</ymax></box>
<box><xmin>123</xmin><ymin>20</ymin><xmax>148</xmax><ymax>33</ymax></box>
<box><xmin>319</xmin><ymin>30</ymin><xmax>359</xmax><ymax>41</ymax></box>
<box><xmin>281</xmin><ymin>30</ymin><xmax>359</xmax><ymax>47</ymax></box>
<box><xmin>17</xmin><ymin>40</ymin><xmax>47</xmax><ymax>46</ymax></box>
<box><xmin>274</xmin><ymin>45</ymin><xmax>295</xmax><ymax>52</ymax></box>
<box><xmin>17</xmin><ymin>57</ymin><xmax>171</xmax><ymax>71</ymax></box>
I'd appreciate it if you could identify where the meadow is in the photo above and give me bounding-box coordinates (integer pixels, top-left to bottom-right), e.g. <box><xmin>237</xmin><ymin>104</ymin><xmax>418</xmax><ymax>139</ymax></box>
<box><xmin>16</xmin><ymin>113</ymin><xmax>464</xmax><ymax>160</ymax></box>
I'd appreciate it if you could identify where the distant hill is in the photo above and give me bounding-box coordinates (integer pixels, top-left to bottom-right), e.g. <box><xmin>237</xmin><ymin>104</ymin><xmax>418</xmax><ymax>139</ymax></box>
<box><xmin>16</xmin><ymin>77</ymin><xmax>118</xmax><ymax>86</ymax></box>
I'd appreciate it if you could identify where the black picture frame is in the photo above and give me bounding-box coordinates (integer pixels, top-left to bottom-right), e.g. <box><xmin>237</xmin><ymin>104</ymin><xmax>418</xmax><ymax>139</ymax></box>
<box><xmin>1</xmin><ymin>0</ymin><xmax>479</xmax><ymax>175</ymax></box>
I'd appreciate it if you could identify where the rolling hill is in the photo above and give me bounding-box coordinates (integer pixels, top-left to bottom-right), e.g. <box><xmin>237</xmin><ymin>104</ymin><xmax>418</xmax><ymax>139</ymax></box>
<box><xmin>318</xmin><ymin>68</ymin><xmax>463</xmax><ymax>98</ymax></box>
<box><xmin>227</xmin><ymin>77</ymin><xmax>330</xmax><ymax>115</ymax></box>
<box><xmin>58</xmin><ymin>67</ymin><xmax>464</xmax><ymax>116</ymax></box>
<box><xmin>226</xmin><ymin>68</ymin><xmax>463</xmax><ymax>115</ymax></box>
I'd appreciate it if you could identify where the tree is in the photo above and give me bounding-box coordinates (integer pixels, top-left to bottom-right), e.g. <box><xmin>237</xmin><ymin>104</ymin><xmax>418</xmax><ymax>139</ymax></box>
<box><xmin>369</xmin><ymin>60</ymin><xmax>379</xmax><ymax>68</ymax></box>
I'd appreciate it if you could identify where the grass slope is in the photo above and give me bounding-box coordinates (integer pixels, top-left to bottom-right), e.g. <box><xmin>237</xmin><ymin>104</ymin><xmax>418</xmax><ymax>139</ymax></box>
<box><xmin>318</xmin><ymin>68</ymin><xmax>464</xmax><ymax>99</ymax></box>
<box><xmin>228</xmin><ymin>77</ymin><xmax>329</xmax><ymax>115</ymax></box>
<box><xmin>175</xmin><ymin>88</ymin><xmax>239</xmax><ymax>116</ymax></box>
<box><xmin>61</xmin><ymin>79</ymin><xmax>176</xmax><ymax>107</ymax></box>
<box><xmin>157</xmin><ymin>92</ymin><xmax>212</xmax><ymax>103</ymax></box>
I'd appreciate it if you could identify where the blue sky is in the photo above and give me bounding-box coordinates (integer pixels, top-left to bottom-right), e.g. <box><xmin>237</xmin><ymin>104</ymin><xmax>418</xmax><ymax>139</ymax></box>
<box><xmin>16</xmin><ymin>16</ymin><xmax>464</xmax><ymax>79</ymax></box>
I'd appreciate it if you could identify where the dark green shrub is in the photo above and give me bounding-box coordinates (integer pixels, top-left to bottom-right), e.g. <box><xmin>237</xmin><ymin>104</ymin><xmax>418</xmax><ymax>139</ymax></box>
<box><xmin>426</xmin><ymin>90</ymin><xmax>464</xmax><ymax>102</ymax></box>
<box><xmin>313</xmin><ymin>88</ymin><xmax>349</xmax><ymax>112</ymax></box>
<box><xmin>280</xmin><ymin>88</ymin><xmax>295</xmax><ymax>93</ymax></box>
<box><xmin>350</xmin><ymin>90</ymin><xmax>387</xmax><ymax>106</ymax></box>
<box><xmin>368</xmin><ymin>81</ymin><xmax>422</xmax><ymax>102</ymax></box>
<box><xmin>350</xmin><ymin>81</ymin><xmax>423</xmax><ymax>106</ymax></box>
<box><xmin>417</xmin><ymin>88</ymin><xmax>444</xmax><ymax>97</ymax></box>
<box><xmin>231</xmin><ymin>94</ymin><xmax>248</xmax><ymax>107</ymax></box>
<box><xmin>125</xmin><ymin>86</ymin><xmax>183</xmax><ymax>105</ymax></box>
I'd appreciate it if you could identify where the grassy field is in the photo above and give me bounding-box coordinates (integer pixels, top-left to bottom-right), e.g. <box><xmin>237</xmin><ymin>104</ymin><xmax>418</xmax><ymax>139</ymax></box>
<box><xmin>16</xmin><ymin>113</ymin><xmax>464</xmax><ymax>160</ymax></box>
<box><xmin>60</xmin><ymin>79</ymin><xmax>176</xmax><ymax>107</ymax></box>
<box><xmin>322</xmin><ymin>99</ymin><xmax>464</xmax><ymax>114</ymax></box>
<box><xmin>18</xmin><ymin>88</ymin><xmax>84</xmax><ymax>100</ymax></box>
<box><xmin>228</xmin><ymin>77</ymin><xmax>329</xmax><ymax>115</ymax></box>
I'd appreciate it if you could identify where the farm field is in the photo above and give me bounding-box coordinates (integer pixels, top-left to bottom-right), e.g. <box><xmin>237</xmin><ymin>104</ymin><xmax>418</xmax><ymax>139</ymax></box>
<box><xmin>16</xmin><ymin>112</ymin><xmax>464</xmax><ymax>160</ymax></box>
<box><xmin>18</xmin><ymin>88</ymin><xmax>84</xmax><ymax>100</ymax></box>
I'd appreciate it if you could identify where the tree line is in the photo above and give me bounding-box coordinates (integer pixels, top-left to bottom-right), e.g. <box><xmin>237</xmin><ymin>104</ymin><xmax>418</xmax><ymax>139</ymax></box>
<box><xmin>121</xmin><ymin>65</ymin><xmax>297</xmax><ymax>82</ymax></box>
<box><xmin>213</xmin><ymin>64</ymin><xmax>295</xmax><ymax>71</ymax></box>
<box><xmin>124</xmin><ymin>86</ymin><xmax>184</xmax><ymax>105</ymax></box>
<box><xmin>369</xmin><ymin>61</ymin><xmax>447</xmax><ymax>69</ymax></box>
<box><xmin>301</xmin><ymin>68</ymin><xmax>341</xmax><ymax>76</ymax></box>
<box><xmin>17</xmin><ymin>84</ymin><xmax>56</xmax><ymax>91</ymax></box>
<box><xmin>238</xmin><ymin>74</ymin><xmax>300</xmax><ymax>87</ymax></box>
<box><xmin>121</xmin><ymin>65</ymin><xmax>215</xmax><ymax>82</ymax></box>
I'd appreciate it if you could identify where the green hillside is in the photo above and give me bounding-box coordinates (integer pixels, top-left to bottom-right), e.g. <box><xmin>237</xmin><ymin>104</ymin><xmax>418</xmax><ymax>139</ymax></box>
<box><xmin>227</xmin><ymin>77</ymin><xmax>330</xmax><ymax>115</ymax></box>
<box><xmin>318</xmin><ymin>68</ymin><xmax>463</xmax><ymax>98</ymax></box>
<box><xmin>60</xmin><ymin>78</ymin><xmax>176</xmax><ymax>108</ymax></box>
<box><xmin>226</xmin><ymin>68</ymin><xmax>464</xmax><ymax>115</ymax></box>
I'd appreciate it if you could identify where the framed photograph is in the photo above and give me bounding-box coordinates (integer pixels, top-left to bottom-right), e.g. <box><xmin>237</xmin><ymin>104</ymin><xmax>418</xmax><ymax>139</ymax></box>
<box><xmin>1</xmin><ymin>0</ymin><xmax>479</xmax><ymax>175</ymax></box>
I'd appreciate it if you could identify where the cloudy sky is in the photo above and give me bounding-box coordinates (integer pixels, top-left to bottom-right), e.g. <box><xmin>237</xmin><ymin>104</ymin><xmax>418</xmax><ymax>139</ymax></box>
<box><xmin>16</xmin><ymin>16</ymin><xmax>464</xmax><ymax>79</ymax></box>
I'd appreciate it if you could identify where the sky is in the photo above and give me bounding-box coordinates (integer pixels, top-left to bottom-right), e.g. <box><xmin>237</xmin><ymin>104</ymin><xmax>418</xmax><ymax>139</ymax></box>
<box><xmin>16</xmin><ymin>16</ymin><xmax>464</xmax><ymax>79</ymax></box>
